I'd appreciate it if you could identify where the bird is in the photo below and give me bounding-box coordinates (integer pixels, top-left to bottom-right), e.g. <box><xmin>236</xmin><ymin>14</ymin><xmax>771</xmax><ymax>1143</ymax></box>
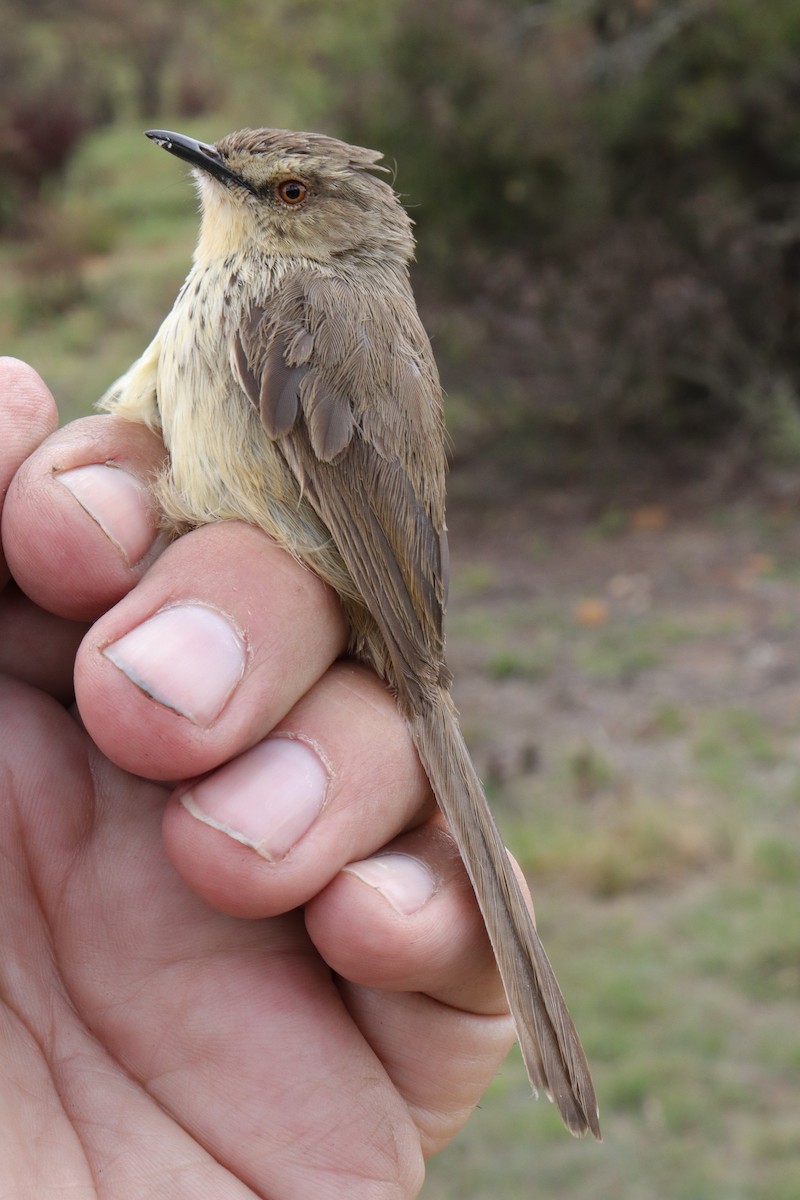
<box><xmin>100</xmin><ymin>126</ymin><xmax>601</xmax><ymax>1140</ymax></box>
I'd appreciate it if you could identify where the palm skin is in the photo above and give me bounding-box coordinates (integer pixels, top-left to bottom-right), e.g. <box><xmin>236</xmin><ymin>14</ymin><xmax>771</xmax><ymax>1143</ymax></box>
<box><xmin>1</xmin><ymin>678</ymin><xmax>418</xmax><ymax>1194</ymax></box>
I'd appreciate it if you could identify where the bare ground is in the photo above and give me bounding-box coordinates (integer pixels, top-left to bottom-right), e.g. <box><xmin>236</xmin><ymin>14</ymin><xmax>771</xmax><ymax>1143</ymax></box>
<box><xmin>425</xmin><ymin>477</ymin><xmax>800</xmax><ymax>1197</ymax></box>
<box><xmin>446</xmin><ymin>477</ymin><xmax>800</xmax><ymax>806</ymax></box>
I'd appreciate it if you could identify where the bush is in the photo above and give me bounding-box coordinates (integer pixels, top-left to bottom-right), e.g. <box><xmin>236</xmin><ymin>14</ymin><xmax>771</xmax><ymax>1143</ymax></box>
<box><xmin>334</xmin><ymin>0</ymin><xmax>800</xmax><ymax>477</ymax></box>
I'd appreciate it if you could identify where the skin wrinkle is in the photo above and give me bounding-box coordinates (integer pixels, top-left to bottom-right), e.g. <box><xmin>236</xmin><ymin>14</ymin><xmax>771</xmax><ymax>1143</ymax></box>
<box><xmin>56</xmin><ymin>947</ymin><xmax>281</xmax><ymax>1196</ymax></box>
<box><xmin>0</xmin><ymin>896</ymin><xmax>101</xmax><ymax>1190</ymax></box>
<box><xmin>140</xmin><ymin>975</ymin><xmax>407</xmax><ymax>1198</ymax></box>
<box><xmin>1</xmin><ymin>1049</ymin><xmax>98</xmax><ymax>1199</ymax></box>
<box><xmin>1</xmin><ymin>757</ymin><xmax>64</xmax><ymax>1025</ymax></box>
<box><xmin>35</xmin><ymin>1021</ymin><xmax>261</xmax><ymax>1198</ymax></box>
<box><xmin>295</xmin><ymin>1069</ymin><xmax>415</xmax><ymax>1200</ymax></box>
<box><xmin>325</xmin><ymin>669</ymin><xmax>397</xmax><ymax>721</ymax></box>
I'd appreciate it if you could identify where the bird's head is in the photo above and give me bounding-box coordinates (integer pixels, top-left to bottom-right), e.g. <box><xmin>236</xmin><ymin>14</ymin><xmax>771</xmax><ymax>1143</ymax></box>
<box><xmin>146</xmin><ymin>127</ymin><xmax>415</xmax><ymax>267</ymax></box>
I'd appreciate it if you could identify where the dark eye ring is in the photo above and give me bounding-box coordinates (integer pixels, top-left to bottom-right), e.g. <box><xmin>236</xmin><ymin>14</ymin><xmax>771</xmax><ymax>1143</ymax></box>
<box><xmin>277</xmin><ymin>179</ymin><xmax>308</xmax><ymax>205</ymax></box>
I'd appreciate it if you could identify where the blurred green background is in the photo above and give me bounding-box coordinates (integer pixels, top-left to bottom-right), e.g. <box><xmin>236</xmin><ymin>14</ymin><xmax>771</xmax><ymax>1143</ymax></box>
<box><xmin>3</xmin><ymin>1</ymin><xmax>800</xmax><ymax>1196</ymax></box>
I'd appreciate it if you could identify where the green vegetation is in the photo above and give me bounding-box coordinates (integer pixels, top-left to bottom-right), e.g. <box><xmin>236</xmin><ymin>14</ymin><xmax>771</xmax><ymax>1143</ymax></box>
<box><xmin>436</xmin><ymin>500</ymin><xmax>800</xmax><ymax>1197</ymax></box>
<box><xmin>0</xmin><ymin>121</ymin><xmax>198</xmax><ymax>418</ymax></box>
<box><xmin>5</xmin><ymin>0</ymin><xmax>800</xmax><ymax>469</ymax></box>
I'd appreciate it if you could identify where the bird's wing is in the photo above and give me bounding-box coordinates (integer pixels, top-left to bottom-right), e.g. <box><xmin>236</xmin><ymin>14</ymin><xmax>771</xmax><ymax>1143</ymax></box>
<box><xmin>232</xmin><ymin>268</ymin><xmax>450</xmax><ymax>710</ymax></box>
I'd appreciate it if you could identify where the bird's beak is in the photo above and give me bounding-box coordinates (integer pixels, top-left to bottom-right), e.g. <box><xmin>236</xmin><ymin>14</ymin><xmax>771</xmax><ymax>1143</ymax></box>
<box><xmin>145</xmin><ymin>129</ymin><xmax>257</xmax><ymax>195</ymax></box>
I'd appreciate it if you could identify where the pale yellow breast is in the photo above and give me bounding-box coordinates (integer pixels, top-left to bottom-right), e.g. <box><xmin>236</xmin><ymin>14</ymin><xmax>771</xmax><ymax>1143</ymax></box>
<box><xmin>152</xmin><ymin>257</ymin><xmax>346</xmax><ymax>583</ymax></box>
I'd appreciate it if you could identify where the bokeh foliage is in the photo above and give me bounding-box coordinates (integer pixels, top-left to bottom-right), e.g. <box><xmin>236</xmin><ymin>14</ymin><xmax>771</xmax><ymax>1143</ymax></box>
<box><xmin>3</xmin><ymin>0</ymin><xmax>800</xmax><ymax>473</ymax></box>
<box><xmin>335</xmin><ymin>0</ymin><xmax>800</xmax><ymax>478</ymax></box>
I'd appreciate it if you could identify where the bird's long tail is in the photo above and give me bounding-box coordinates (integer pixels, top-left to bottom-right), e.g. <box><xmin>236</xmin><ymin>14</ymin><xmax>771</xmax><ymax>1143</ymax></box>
<box><xmin>410</xmin><ymin>689</ymin><xmax>601</xmax><ymax>1140</ymax></box>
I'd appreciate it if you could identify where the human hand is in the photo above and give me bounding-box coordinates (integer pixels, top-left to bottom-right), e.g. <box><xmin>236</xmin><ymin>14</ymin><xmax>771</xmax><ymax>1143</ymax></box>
<box><xmin>0</xmin><ymin>358</ymin><xmax>517</xmax><ymax>1198</ymax></box>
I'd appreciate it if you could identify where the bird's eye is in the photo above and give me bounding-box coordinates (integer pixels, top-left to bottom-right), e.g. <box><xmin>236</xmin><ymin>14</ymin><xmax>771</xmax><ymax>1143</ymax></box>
<box><xmin>277</xmin><ymin>179</ymin><xmax>308</xmax><ymax>206</ymax></box>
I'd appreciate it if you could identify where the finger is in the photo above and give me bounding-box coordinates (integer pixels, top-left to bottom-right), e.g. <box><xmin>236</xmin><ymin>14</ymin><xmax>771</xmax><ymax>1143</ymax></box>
<box><xmin>310</xmin><ymin>825</ymin><xmax>530</xmax><ymax>1153</ymax></box>
<box><xmin>162</xmin><ymin>660</ymin><xmax>435</xmax><ymax>918</ymax></box>
<box><xmin>306</xmin><ymin>814</ymin><xmax>512</xmax><ymax>1016</ymax></box>
<box><xmin>74</xmin><ymin>521</ymin><xmax>348</xmax><ymax>781</ymax></box>
<box><xmin>0</xmin><ymin>359</ymin><xmax>58</xmax><ymax>583</ymax></box>
<box><xmin>312</xmin><ymin>835</ymin><xmax>526</xmax><ymax>1156</ymax></box>
<box><xmin>311</xmin><ymin>835</ymin><xmax>525</xmax><ymax>1152</ymax></box>
<box><xmin>3</xmin><ymin>414</ymin><xmax>167</xmax><ymax>620</ymax></box>
<box><xmin>0</xmin><ymin>584</ymin><xmax>87</xmax><ymax>703</ymax></box>
<box><xmin>339</xmin><ymin>979</ymin><xmax>515</xmax><ymax>1158</ymax></box>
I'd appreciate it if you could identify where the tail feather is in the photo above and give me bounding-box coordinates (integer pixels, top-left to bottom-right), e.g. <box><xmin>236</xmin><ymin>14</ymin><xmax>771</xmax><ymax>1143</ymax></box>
<box><xmin>411</xmin><ymin>690</ymin><xmax>601</xmax><ymax>1140</ymax></box>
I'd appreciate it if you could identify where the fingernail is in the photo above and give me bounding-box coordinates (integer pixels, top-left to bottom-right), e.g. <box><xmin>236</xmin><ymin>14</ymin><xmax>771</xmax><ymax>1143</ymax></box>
<box><xmin>344</xmin><ymin>853</ymin><xmax>438</xmax><ymax>915</ymax></box>
<box><xmin>179</xmin><ymin>736</ymin><xmax>330</xmax><ymax>860</ymax></box>
<box><xmin>57</xmin><ymin>464</ymin><xmax>156</xmax><ymax>565</ymax></box>
<box><xmin>104</xmin><ymin>604</ymin><xmax>246</xmax><ymax>726</ymax></box>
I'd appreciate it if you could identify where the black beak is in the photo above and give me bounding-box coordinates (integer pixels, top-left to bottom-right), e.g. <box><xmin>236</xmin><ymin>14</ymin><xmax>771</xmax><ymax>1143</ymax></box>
<box><xmin>145</xmin><ymin>129</ymin><xmax>257</xmax><ymax>195</ymax></box>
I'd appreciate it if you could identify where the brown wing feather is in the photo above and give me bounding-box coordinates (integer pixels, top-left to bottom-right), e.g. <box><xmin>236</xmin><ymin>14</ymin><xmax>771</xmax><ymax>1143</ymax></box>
<box><xmin>283</xmin><ymin>432</ymin><xmax>445</xmax><ymax>709</ymax></box>
<box><xmin>259</xmin><ymin>338</ymin><xmax>305</xmax><ymax>438</ymax></box>
<box><xmin>232</xmin><ymin>330</ymin><xmax>261</xmax><ymax>411</ymax></box>
<box><xmin>234</xmin><ymin>268</ymin><xmax>448</xmax><ymax>708</ymax></box>
<box><xmin>299</xmin><ymin>372</ymin><xmax>355</xmax><ymax>462</ymax></box>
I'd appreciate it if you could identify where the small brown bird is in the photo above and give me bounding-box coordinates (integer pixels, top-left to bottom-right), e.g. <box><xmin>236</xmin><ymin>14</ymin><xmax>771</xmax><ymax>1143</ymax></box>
<box><xmin>101</xmin><ymin>127</ymin><xmax>600</xmax><ymax>1139</ymax></box>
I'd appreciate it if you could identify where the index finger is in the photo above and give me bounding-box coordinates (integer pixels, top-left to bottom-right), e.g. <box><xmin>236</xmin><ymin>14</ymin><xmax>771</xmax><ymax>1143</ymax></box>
<box><xmin>0</xmin><ymin>359</ymin><xmax>58</xmax><ymax>582</ymax></box>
